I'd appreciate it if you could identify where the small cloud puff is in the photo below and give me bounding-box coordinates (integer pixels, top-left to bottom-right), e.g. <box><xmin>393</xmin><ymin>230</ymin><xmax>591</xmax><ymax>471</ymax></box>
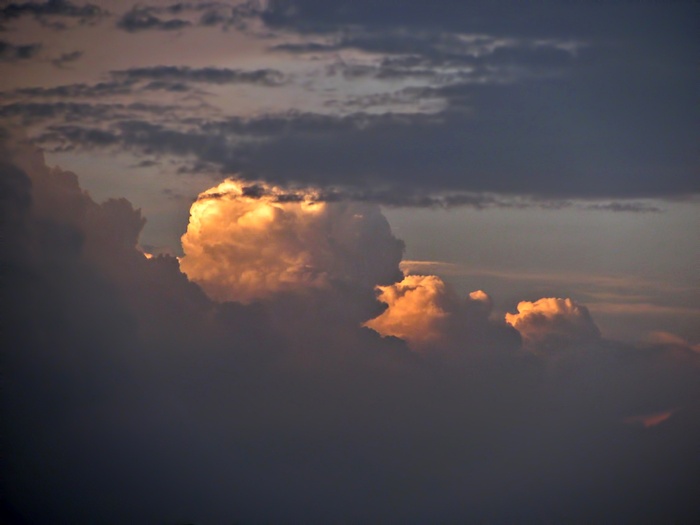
<box><xmin>364</xmin><ymin>274</ymin><xmax>452</xmax><ymax>347</ymax></box>
<box><xmin>364</xmin><ymin>274</ymin><xmax>505</xmax><ymax>352</ymax></box>
<box><xmin>505</xmin><ymin>297</ymin><xmax>601</xmax><ymax>350</ymax></box>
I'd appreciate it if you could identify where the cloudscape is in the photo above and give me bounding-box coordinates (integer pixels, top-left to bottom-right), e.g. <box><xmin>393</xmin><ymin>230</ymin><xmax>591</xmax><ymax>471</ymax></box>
<box><xmin>2</xmin><ymin>1</ymin><xmax>699</xmax><ymax>524</ymax></box>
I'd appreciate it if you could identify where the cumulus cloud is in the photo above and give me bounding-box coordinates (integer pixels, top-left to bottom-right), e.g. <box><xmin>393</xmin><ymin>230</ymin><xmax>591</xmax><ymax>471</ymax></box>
<box><xmin>3</xmin><ymin>130</ymin><xmax>700</xmax><ymax>524</ymax></box>
<box><xmin>179</xmin><ymin>178</ymin><xmax>404</xmax><ymax>303</ymax></box>
<box><xmin>505</xmin><ymin>297</ymin><xmax>601</xmax><ymax>350</ymax></box>
<box><xmin>364</xmin><ymin>274</ymin><xmax>518</xmax><ymax>354</ymax></box>
<box><xmin>364</xmin><ymin>274</ymin><xmax>453</xmax><ymax>347</ymax></box>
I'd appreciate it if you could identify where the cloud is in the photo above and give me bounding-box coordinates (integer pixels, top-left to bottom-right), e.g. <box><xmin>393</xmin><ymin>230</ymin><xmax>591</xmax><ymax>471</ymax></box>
<box><xmin>274</xmin><ymin>29</ymin><xmax>579</xmax><ymax>86</ymax></box>
<box><xmin>646</xmin><ymin>331</ymin><xmax>700</xmax><ymax>353</ymax></box>
<box><xmin>115</xmin><ymin>1</ymin><xmax>262</xmax><ymax>33</ymax></box>
<box><xmin>111</xmin><ymin>65</ymin><xmax>286</xmax><ymax>86</ymax></box>
<box><xmin>2</xmin><ymin>1</ymin><xmax>698</xmax><ymax>205</ymax></box>
<box><xmin>583</xmin><ymin>201</ymin><xmax>663</xmax><ymax>213</ymax></box>
<box><xmin>3</xmin><ymin>56</ymin><xmax>697</xmax><ymax>201</ymax></box>
<box><xmin>50</xmin><ymin>49</ymin><xmax>82</xmax><ymax>68</ymax></box>
<box><xmin>116</xmin><ymin>5</ymin><xmax>190</xmax><ymax>33</ymax></box>
<box><xmin>364</xmin><ymin>273</ymin><xmax>518</xmax><ymax>353</ymax></box>
<box><xmin>505</xmin><ymin>297</ymin><xmax>601</xmax><ymax>350</ymax></box>
<box><xmin>3</xmin><ymin>129</ymin><xmax>700</xmax><ymax>523</ymax></box>
<box><xmin>258</xmin><ymin>1</ymin><xmax>699</xmax><ymax>200</ymax></box>
<box><xmin>0</xmin><ymin>3</ymin><xmax>697</xmax><ymax>522</ymax></box>
<box><xmin>0</xmin><ymin>102</ymin><xmax>185</xmax><ymax>130</ymax></box>
<box><xmin>0</xmin><ymin>0</ymin><xmax>106</xmax><ymax>29</ymax></box>
<box><xmin>587</xmin><ymin>302</ymin><xmax>700</xmax><ymax>318</ymax></box>
<box><xmin>2</xmin><ymin>81</ymin><xmax>135</xmax><ymax>100</ymax></box>
<box><xmin>179</xmin><ymin>178</ymin><xmax>404</xmax><ymax>303</ymax></box>
<box><xmin>623</xmin><ymin>408</ymin><xmax>679</xmax><ymax>429</ymax></box>
<box><xmin>18</xmin><ymin>103</ymin><xmax>695</xmax><ymax>201</ymax></box>
<box><xmin>10</xmin><ymin>90</ymin><xmax>691</xmax><ymax>205</ymax></box>
<box><xmin>260</xmin><ymin>0</ymin><xmax>698</xmax><ymax>41</ymax></box>
<box><xmin>364</xmin><ymin>274</ymin><xmax>453</xmax><ymax>347</ymax></box>
<box><xmin>0</xmin><ymin>39</ymin><xmax>41</xmax><ymax>61</ymax></box>
<box><xmin>0</xmin><ymin>66</ymin><xmax>285</xmax><ymax>109</ymax></box>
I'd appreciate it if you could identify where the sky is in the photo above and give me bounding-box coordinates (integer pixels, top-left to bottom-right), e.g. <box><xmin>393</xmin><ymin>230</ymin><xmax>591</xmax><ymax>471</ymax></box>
<box><xmin>1</xmin><ymin>1</ymin><xmax>700</xmax><ymax>523</ymax></box>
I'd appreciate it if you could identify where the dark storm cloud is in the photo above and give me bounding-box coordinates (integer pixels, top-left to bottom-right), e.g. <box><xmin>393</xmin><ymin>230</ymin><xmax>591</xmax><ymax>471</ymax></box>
<box><xmin>0</xmin><ymin>39</ymin><xmax>41</xmax><ymax>61</ymax></box>
<box><xmin>3</xmin><ymin>2</ymin><xmax>697</xmax><ymax>200</ymax></box>
<box><xmin>2</xmin><ymin>131</ymin><xmax>700</xmax><ymax>523</ymax></box>
<box><xmin>256</xmin><ymin>0</ymin><xmax>700</xmax><ymax>198</ymax></box>
<box><xmin>197</xmin><ymin>98</ymin><xmax>697</xmax><ymax>198</ymax></box>
<box><xmin>260</xmin><ymin>0</ymin><xmax>698</xmax><ymax>41</ymax></box>
<box><xmin>0</xmin><ymin>0</ymin><xmax>106</xmax><ymax>29</ymax></box>
<box><xmin>26</xmin><ymin>91</ymin><xmax>698</xmax><ymax>200</ymax></box>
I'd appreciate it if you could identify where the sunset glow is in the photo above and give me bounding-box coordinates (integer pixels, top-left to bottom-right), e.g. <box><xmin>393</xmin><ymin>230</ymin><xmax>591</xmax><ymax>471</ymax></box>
<box><xmin>2</xmin><ymin>1</ymin><xmax>698</xmax><ymax>523</ymax></box>
<box><xmin>623</xmin><ymin>409</ymin><xmax>679</xmax><ymax>429</ymax></box>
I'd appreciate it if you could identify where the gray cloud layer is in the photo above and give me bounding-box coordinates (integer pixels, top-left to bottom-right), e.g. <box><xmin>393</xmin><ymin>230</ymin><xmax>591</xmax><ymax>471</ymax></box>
<box><xmin>1</xmin><ymin>0</ymin><xmax>697</xmax><ymax>203</ymax></box>
<box><xmin>24</xmin><ymin>101</ymin><xmax>697</xmax><ymax>199</ymax></box>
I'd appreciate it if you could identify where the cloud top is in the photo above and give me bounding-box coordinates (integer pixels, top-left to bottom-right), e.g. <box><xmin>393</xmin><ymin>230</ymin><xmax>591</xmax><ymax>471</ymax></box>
<box><xmin>505</xmin><ymin>297</ymin><xmax>601</xmax><ymax>350</ymax></box>
<box><xmin>364</xmin><ymin>274</ymin><xmax>452</xmax><ymax>347</ymax></box>
<box><xmin>179</xmin><ymin>178</ymin><xmax>403</xmax><ymax>303</ymax></box>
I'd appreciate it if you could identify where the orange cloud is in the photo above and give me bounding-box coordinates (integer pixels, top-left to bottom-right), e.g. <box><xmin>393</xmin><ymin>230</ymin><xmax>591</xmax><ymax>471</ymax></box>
<box><xmin>469</xmin><ymin>289</ymin><xmax>492</xmax><ymax>308</ymax></box>
<box><xmin>505</xmin><ymin>297</ymin><xmax>601</xmax><ymax>350</ymax></box>
<box><xmin>646</xmin><ymin>331</ymin><xmax>700</xmax><ymax>352</ymax></box>
<box><xmin>179</xmin><ymin>179</ymin><xmax>403</xmax><ymax>303</ymax></box>
<box><xmin>623</xmin><ymin>409</ymin><xmax>679</xmax><ymax>429</ymax></box>
<box><xmin>363</xmin><ymin>274</ymin><xmax>453</xmax><ymax>348</ymax></box>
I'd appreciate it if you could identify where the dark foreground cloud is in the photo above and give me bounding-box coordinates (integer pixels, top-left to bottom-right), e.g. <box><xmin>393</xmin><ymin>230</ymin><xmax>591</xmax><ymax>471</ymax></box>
<box><xmin>2</xmin><ymin>129</ymin><xmax>700</xmax><ymax>524</ymax></box>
